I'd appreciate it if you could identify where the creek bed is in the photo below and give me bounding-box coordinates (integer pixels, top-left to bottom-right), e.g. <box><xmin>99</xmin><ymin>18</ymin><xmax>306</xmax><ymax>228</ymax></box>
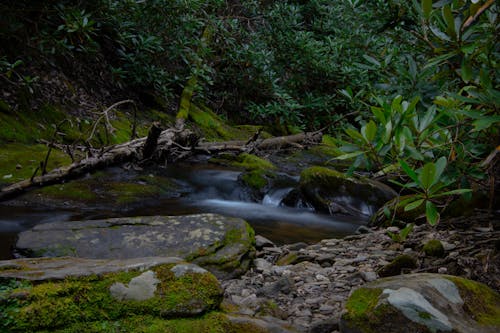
<box><xmin>0</xmin><ymin>162</ymin><xmax>368</xmax><ymax>260</ymax></box>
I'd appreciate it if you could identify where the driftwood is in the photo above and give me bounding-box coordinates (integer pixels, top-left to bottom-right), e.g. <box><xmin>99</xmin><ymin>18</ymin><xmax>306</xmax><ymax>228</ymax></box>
<box><xmin>0</xmin><ymin>126</ymin><xmax>322</xmax><ymax>201</ymax></box>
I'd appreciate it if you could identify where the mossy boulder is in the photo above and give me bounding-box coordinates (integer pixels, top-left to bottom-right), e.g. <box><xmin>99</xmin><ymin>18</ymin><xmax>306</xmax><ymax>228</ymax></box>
<box><xmin>210</xmin><ymin>152</ymin><xmax>277</xmax><ymax>194</ymax></box>
<box><xmin>0</xmin><ymin>257</ymin><xmax>222</xmax><ymax>332</ymax></box>
<box><xmin>15</xmin><ymin>214</ymin><xmax>255</xmax><ymax>280</ymax></box>
<box><xmin>423</xmin><ymin>240</ymin><xmax>445</xmax><ymax>258</ymax></box>
<box><xmin>340</xmin><ymin>273</ymin><xmax>500</xmax><ymax>333</ymax></box>
<box><xmin>297</xmin><ymin>166</ymin><xmax>397</xmax><ymax>216</ymax></box>
<box><xmin>377</xmin><ymin>254</ymin><xmax>417</xmax><ymax>278</ymax></box>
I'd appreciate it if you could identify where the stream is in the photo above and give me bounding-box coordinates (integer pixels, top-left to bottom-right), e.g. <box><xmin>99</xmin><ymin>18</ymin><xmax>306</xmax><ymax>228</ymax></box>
<box><xmin>0</xmin><ymin>160</ymin><xmax>368</xmax><ymax>260</ymax></box>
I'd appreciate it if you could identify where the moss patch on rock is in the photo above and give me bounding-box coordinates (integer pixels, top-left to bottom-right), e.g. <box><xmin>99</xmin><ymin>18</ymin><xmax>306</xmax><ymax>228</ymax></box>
<box><xmin>299</xmin><ymin>166</ymin><xmax>396</xmax><ymax>215</ymax></box>
<box><xmin>447</xmin><ymin>276</ymin><xmax>500</xmax><ymax>327</ymax></box>
<box><xmin>377</xmin><ymin>254</ymin><xmax>417</xmax><ymax>277</ymax></box>
<box><xmin>0</xmin><ymin>264</ymin><xmax>222</xmax><ymax>332</ymax></box>
<box><xmin>423</xmin><ymin>239</ymin><xmax>445</xmax><ymax>258</ymax></box>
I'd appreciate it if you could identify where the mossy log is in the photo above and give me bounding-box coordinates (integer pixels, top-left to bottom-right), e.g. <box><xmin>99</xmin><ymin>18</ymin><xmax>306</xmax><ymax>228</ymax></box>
<box><xmin>0</xmin><ymin>127</ymin><xmax>321</xmax><ymax>201</ymax></box>
<box><xmin>0</xmin><ymin>126</ymin><xmax>197</xmax><ymax>201</ymax></box>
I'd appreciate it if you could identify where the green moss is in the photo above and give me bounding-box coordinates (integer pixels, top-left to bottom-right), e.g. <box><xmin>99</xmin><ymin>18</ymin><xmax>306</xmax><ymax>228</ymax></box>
<box><xmin>44</xmin><ymin>312</ymin><xmax>271</xmax><ymax>333</ymax></box>
<box><xmin>107</xmin><ymin>182</ymin><xmax>160</xmax><ymax>204</ymax></box>
<box><xmin>447</xmin><ymin>276</ymin><xmax>500</xmax><ymax>326</ymax></box>
<box><xmin>241</xmin><ymin>170</ymin><xmax>267</xmax><ymax>190</ymax></box>
<box><xmin>234</xmin><ymin>153</ymin><xmax>276</xmax><ymax>171</ymax></box>
<box><xmin>276</xmin><ymin>252</ymin><xmax>298</xmax><ymax>266</ymax></box>
<box><xmin>300</xmin><ymin>166</ymin><xmax>346</xmax><ymax>186</ymax></box>
<box><xmin>418</xmin><ymin>311</ymin><xmax>432</xmax><ymax>319</ymax></box>
<box><xmin>377</xmin><ymin>255</ymin><xmax>417</xmax><ymax>277</ymax></box>
<box><xmin>345</xmin><ymin>287</ymin><xmax>383</xmax><ymax>322</ymax></box>
<box><xmin>0</xmin><ymin>143</ymin><xmax>72</xmax><ymax>185</ymax></box>
<box><xmin>38</xmin><ymin>182</ymin><xmax>97</xmax><ymax>201</ymax></box>
<box><xmin>423</xmin><ymin>239</ymin><xmax>445</xmax><ymax>258</ymax></box>
<box><xmin>1</xmin><ymin>264</ymin><xmax>223</xmax><ymax>332</ymax></box>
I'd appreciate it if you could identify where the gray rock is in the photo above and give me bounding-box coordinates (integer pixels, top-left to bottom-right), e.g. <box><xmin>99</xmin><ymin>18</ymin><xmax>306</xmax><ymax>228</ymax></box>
<box><xmin>360</xmin><ymin>271</ymin><xmax>378</xmax><ymax>282</ymax></box>
<box><xmin>110</xmin><ymin>270</ymin><xmax>160</xmax><ymax>301</ymax></box>
<box><xmin>170</xmin><ymin>263</ymin><xmax>208</xmax><ymax>277</ymax></box>
<box><xmin>255</xmin><ymin>235</ymin><xmax>276</xmax><ymax>249</ymax></box>
<box><xmin>15</xmin><ymin>214</ymin><xmax>255</xmax><ymax>279</ymax></box>
<box><xmin>340</xmin><ymin>273</ymin><xmax>500</xmax><ymax>333</ymax></box>
<box><xmin>298</xmin><ymin>166</ymin><xmax>397</xmax><ymax>216</ymax></box>
<box><xmin>254</xmin><ymin>258</ymin><xmax>273</xmax><ymax>272</ymax></box>
<box><xmin>258</xmin><ymin>276</ymin><xmax>295</xmax><ymax>296</ymax></box>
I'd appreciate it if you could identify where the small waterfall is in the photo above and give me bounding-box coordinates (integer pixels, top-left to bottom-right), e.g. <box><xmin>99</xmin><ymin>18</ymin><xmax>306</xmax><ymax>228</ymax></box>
<box><xmin>262</xmin><ymin>187</ymin><xmax>294</xmax><ymax>207</ymax></box>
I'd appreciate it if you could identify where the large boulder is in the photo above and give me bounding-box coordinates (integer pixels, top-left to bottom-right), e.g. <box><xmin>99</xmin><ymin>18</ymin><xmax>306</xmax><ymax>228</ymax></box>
<box><xmin>15</xmin><ymin>213</ymin><xmax>255</xmax><ymax>279</ymax></box>
<box><xmin>340</xmin><ymin>273</ymin><xmax>500</xmax><ymax>333</ymax></box>
<box><xmin>297</xmin><ymin>166</ymin><xmax>397</xmax><ymax>216</ymax></box>
<box><xmin>0</xmin><ymin>257</ymin><xmax>222</xmax><ymax>332</ymax></box>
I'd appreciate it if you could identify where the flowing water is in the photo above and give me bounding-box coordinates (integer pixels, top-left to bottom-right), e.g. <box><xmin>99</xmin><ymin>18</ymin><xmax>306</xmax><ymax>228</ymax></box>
<box><xmin>0</xmin><ymin>162</ymin><xmax>368</xmax><ymax>260</ymax></box>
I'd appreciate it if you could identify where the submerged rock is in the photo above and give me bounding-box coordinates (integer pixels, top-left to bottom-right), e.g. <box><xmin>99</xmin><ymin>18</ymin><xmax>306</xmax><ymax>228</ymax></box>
<box><xmin>340</xmin><ymin>273</ymin><xmax>500</xmax><ymax>333</ymax></box>
<box><xmin>0</xmin><ymin>257</ymin><xmax>223</xmax><ymax>332</ymax></box>
<box><xmin>15</xmin><ymin>213</ymin><xmax>255</xmax><ymax>279</ymax></box>
<box><xmin>295</xmin><ymin>166</ymin><xmax>397</xmax><ymax>217</ymax></box>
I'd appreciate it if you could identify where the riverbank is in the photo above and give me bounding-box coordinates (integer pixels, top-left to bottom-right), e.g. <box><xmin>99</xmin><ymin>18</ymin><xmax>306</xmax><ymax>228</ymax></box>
<box><xmin>223</xmin><ymin>210</ymin><xmax>500</xmax><ymax>332</ymax></box>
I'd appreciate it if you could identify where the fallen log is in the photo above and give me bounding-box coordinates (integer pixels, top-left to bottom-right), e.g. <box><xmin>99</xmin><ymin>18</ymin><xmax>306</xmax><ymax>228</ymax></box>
<box><xmin>0</xmin><ymin>126</ymin><xmax>197</xmax><ymax>201</ymax></box>
<box><xmin>0</xmin><ymin>127</ymin><xmax>322</xmax><ymax>201</ymax></box>
<box><xmin>195</xmin><ymin>131</ymin><xmax>323</xmax><ymax>154</ymax></box>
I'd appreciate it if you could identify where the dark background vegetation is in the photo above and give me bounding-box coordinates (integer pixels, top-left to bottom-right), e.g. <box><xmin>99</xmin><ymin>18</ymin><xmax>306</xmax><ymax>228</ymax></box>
<box><xmin>0</xmin><ymin>0</ymin><xmax>498</xmax><ymax>224</ymax></box>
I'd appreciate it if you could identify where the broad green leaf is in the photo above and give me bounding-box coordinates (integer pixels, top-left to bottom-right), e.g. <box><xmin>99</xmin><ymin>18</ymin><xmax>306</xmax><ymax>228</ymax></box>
<box><xmin>472</xmin><ymin>116</ymin><xmax>500</xmax><ymax>132</ymax></box>
<box><xmin>339</xmin><ymin>88</ymin><xmax>353</xmax><ymax>100</ymax></box>
<box><xmin>405</xmin><ymin>146</ymin><xmax>425</xmax><ymax>161</ymax></box>
<box><xmin>400</xmin><ymin>223</ymin><xmax>414</xmax><ymax>239</ymax></box>
<box><xmin>422</xmin><ymin>0</ymin><xmax>432</xmax><ymax>19</ymax></box>
<box><xmin>362</xmin><ymin>54</ymin><xmax>381</xmax><ymax>67</ymax></box>
<box><xmin>418</xmin><ymin>106</ymin><xmax>436</xmax><ymax>132</ymax></box>
<box><xmin>408</xmin><ymin>56</ymin><xmax>417</xmax><ymax>80</ymax></box>
<box><xmin>361</xmin><ymin>120</ymin><xmax>377</xmax><ymax>142</ymax></box>
<box><xmin>430</xmin><ymin>25</ymin><xmax>451</xmax><ymax>42</ymax></box>
<box><xmin>433</xmin><ymin>156</ymin><xmax>447</xmax><ymax>186</ymax></box>
<box><xmin>345</xmin><ymin>128</ymin><xmax>364</xmax><ymax>141</ymax></box>
<box><xmin>433</xmin><ymin>188</ymin><xmax>472</xmax><ymax>198</ymax></box>
<box><xmin>461</xmin><ymin>58</ymin><xmax>472</xmax><ymax>83</ymax></box>
<box><xmin>404</xmin><ymin>199</ymin><xmax>424</xmax><ymax>211</ymax></box>
<box><xmin>399</xmin><ymin>159</ymin><xmax>419</xmax><ymax>184</ymax></box>
<box><xmin>426</xmin><ymin>201</ymin><xmax>440</xmax><ymax>225</ymax></box>
<box><xmin>391</xmin><ymin>95</ymin><xmax>403</xmax><ymax>112</ymax></box>
<box><xmin>442</xmin><ymin>5</ymin><xmax>456</xmax><ymax>38</ymax></box>
<box><xmin>334</xmin><ymin>151</ymin><xmax>364</xmax><ymax>160</ymax></box>
<box><xmin>371</xmin><ymin>106</ymin><xmax>386</xmax><ymax>124</ymax></box>
<box><xmin>419</xmin><ymin>161</ymin><xmax>437</xmax><ymax>190</ymax></box>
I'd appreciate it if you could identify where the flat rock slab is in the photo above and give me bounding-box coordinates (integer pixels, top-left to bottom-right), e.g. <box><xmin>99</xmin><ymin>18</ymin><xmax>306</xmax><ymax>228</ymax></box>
<box><xmin>0</xmin><ymin>256</ymin><xmax>183</xmax><ymax>281</ymax></box>
<box><xmin>15</xmin><ymin>213</ymin><xmax>255</xmax><ymax>279</ymax></box>
<box><xmin>340</xmin><ymin>273</ymin><xmax>500</xmax><ymax>333</ymax></box>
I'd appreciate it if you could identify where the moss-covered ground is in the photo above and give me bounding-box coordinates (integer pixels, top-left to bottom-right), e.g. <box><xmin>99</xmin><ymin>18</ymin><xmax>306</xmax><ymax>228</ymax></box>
<box><xmin>0</xmin><ymin>143</ymin><xmax>72</xmax><ymax>186</ymax></box>
<box><xmin>0</xmin><ymin>264</ymin><xmax>223</xmax><ymax>332</ymax></box>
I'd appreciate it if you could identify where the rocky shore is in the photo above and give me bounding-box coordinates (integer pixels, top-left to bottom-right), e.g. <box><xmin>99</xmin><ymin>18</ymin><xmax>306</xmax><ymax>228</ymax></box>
<box><xmin>223</xmin><ymin>211</ymin><xmax>500</xmax><ymax>332</ymax></box>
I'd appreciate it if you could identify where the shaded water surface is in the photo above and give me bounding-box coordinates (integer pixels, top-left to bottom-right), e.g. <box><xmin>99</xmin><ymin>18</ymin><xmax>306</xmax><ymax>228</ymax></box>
<box><xmin>0</xmin><ymin>163</ymin><xmax>367</xmax><ymax>259</ymax></box>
